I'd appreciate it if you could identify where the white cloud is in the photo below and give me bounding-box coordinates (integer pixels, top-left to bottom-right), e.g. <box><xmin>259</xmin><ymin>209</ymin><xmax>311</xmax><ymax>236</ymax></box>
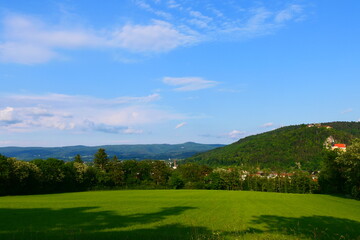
<box><xmin>175</xmin><ymin>122</ymin><xmax>187</xmax><ymax>129</ymax></box>
<box><xmin>0</xmin><ymin>107</ymin><xmax>20</xmax><ymax>124</ymax></box>
<box><xmin>0</xmin><ymin>93</ymin><xmax>186</xmax><ymax>133</ymax></box>
<box><xmin>123</xmin><ymin>128</ymin><xmax>144</xmax><ymax>134</ymax></box>
<box><xmin>0</xmin><ymin>14</ymin><xmax>197</xmax><ymax>64</ymax></box>
<box><xmin>111</xmin><ymin>20</ymin><xmax>196</xmax><ymax>52</ymax></box>
<box><xmin>0</xmin><ymin>106</ymin><xmax>75</xmax><ymax>131</ymax></box>
<box><xmin>134</xmin><ymin>0</ymin><xmax>172</xmax><ymax>18</ymax></box>
<box><xmin>188</xmin><ymin>11</ymin><xmax>213</xmax><ymax>28</ymax></box>
<box><xmin>4</xmin><ymin>15</ymin><xmax>102</xmax><ymax>47</ymax></box>
<box><xmin>7</xmin><ymin>93</ymin><xmax>160</xmax><ymax>106</ymax></box>
<box><xmin>341</xmin><ymin>108</ymin><xmax>353</xmax><ymax>114</ymax></box>
<box><xmin>163</xmin><ymin>77</ymin><xmax>218</xmax><ymax>91</ymax></box>
<box><xmin>227</xmin><ymin>130</ymin><xmax>245</xmax><ymax>139</ymax></box>
<box><xmin>0</xmin><ymin>42</ymin><xmax>57</xmax><ymax>65</ymax></box>
<box><xmin>98</xmin><ymin>105</ymin><xmax>184</xmax><ymax>126</ymax></box>
<box><xmin>82</xmin><ymin>120</ymin><xmax>143</xmax><ymax>134</ymax></box>
<box><xmin>0</xmin><ymin>14</ymin><xmax>104</xmax><ymax>64</ymax></box>
<box><xmin>261</xmin><ymin>122</ymin><xmax>274</xmax><ymax>128</ymax></box>
<box><xmin>200</xmin><ymin>129</ymin><xmax>246</xmax><ymax>140</ymax></box>
<box><xmin>0</xmin><ymin>2</ymin><xmax>306</xmax><ymax>64</ymax></box>
<box><xmin>136</xmin><ymin>1</ymin><xmax>305</xmax><ymax>41</ymax></box>
<box><xmin>275</xmin><ymin>5</ymin><xmax>303</xmax><ymax>23</ymax></box>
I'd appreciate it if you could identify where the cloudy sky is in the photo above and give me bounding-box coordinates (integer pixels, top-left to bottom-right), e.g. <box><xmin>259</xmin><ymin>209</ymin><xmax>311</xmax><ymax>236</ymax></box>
<box><xmin>0</xmin><ymin>0</ymin><xmax>359</xmax><ymax>147</ymax></box>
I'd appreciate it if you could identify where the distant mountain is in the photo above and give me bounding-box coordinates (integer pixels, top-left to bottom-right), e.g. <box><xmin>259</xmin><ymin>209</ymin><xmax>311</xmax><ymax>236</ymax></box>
<box><xmin>186</xmin><ymin>121</ymin><xmax>360</xmax><ymax>170</ymax></box>
<box><xmin>0</xmin><ymin>142</ymin><xmax>224</xmax><ymax>161</ymax></box>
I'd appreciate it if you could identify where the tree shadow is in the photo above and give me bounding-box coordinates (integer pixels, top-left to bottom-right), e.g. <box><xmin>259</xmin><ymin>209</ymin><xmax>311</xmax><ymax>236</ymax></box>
<box><xmin>0</xmin><ymin>206</ymin><xmax>219</xmax><ymax>240</ymax></box>
<box><xmin>2</xmin><ymin>207</ymin><xmax>359</xmax><ymax>240</ymax></box>
<box><xmin>228</xmin><ymin>215</ymin><xmax>360</xmax><ymax>240</ymax></box>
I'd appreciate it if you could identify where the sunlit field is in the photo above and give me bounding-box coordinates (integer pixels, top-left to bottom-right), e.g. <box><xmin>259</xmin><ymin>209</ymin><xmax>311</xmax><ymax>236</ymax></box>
<box><xmin>0</xmin><ymin>190</ymin><xmax>359</xmax><ymax>240</ymax></box>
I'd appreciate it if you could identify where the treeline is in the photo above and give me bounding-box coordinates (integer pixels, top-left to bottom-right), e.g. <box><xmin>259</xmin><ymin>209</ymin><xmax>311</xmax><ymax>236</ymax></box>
<box><xmin>0</xmin><ymin>148</ymin><xmax>318</xmax><ymax>196</ymax></box>
<box><xmin>1</xmin><ymin>139</ymin><xmax>359</xmax><ymax>200</ymax></box>
<box><xmin>187</xmin><ymin>122</ymin><xmax>360</xmax><ymax>170</ymax></box>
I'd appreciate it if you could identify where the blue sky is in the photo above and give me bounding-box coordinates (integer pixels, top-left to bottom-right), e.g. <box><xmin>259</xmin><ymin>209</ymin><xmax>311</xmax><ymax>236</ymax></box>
<box><xmin>0</xmin><ymin>0</ymin><xmax>359</xmax><ymax>147</ymax></box>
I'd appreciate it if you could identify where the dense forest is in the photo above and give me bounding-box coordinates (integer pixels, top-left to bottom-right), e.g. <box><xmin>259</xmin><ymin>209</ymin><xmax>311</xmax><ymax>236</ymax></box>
<box><xmin>187</xmin><ymin>121</ymin><xmax>360</xmax><ymax>170</ymax></box>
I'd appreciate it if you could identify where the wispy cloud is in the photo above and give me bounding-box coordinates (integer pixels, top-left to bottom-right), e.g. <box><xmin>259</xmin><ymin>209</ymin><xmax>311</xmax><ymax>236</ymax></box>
<box><xmin>163</xmin><ymin>77</ymin><xmax>218</xmax><ymax>91</ymax></box>
<box><xmin>82</xmin><ymin>120</ymin><xmax>143</xmax><ymax>134</ymax></box>
<box><xmin>275</xmin><ymin>5</ymin><xmax>303</xmax><ymax>23</ymax></box>
<box><xmin>7</xmin><ymin>93</ymin><xmax>160</xmax><ymax>106</ymax></box>
<box><xmin>111</xmin><ymin>20</ymin><xmax>197</xmax><ymax>52</ymax></box>
<box><xmin>175</xmin><ymin>122</ymin><xmax>187</xmax><ymax>129</ymax></box>
<box><xmin>0</xmin><ymin>1</ymin><xmax>306</xmax><ymax>64</ymax></box>
<box><xmin>341</xmin><ymin>108</ymin><xmax>353</xmax><ymax>114</ymax></box>
<box><xmin>0</xmin><ymin>93</ymin><xmax>185</xmax><ymax>133</ymax></box>
<box><xmin>134</xmin><ymin>1</ymin><xmax>306</xmax><ymax>41</ymax></box>
<box><xmin>0</xmin><ymin>14</ymin><xmax>103</xmax><ymax>64</ymax></box>
<box><xmin>134</xmin><ymin>0</ymin><xmax>172</xmax><ymax>19</ymax></box>
<box><xmin>226</xmin><ymin>130</ymin><xmax>245</xmax><ymax>139</ymax></box>
<box><xmin>200</xmin><ymin>129</ymin><xmax>245</xmax><ymax>140</ymax></box>
<box><xmin>0</xmin><ymin>14</ymin><xmax>197</xmax><ymax>64</ymax></box>
<box><xmin>261</xmin><ymin>122</ymin><xmax>274</xmax><ymax>128</ymax></box>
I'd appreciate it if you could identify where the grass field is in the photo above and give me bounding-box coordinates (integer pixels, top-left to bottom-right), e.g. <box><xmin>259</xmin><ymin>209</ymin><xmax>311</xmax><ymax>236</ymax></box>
<box><xmin>0</xmin><ymin>190</ymin><xmax>359</xmax><ymax>240</ymax></box>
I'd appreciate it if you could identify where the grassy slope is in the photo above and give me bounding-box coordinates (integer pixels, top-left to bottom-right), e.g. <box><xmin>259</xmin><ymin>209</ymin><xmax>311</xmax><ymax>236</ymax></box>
<box><xmin>0</xmin><ymin>190</ymin><xmax>359</xmax><ymax>240</ymax></box>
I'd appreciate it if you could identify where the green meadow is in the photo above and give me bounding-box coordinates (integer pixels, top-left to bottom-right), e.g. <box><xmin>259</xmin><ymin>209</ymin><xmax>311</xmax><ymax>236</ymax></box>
<box><xmin>0</xmin><ymin>190</ymin><xmax>359</xmax><ymax>240</ymax></box>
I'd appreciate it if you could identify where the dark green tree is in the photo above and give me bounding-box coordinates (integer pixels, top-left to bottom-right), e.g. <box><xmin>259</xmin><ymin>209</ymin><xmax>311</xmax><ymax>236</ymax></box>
<box><xmin>204</xmin><ymin>172</ymin><xmax>226</xmax><ymax>190</ymax></box>
<box><xmin>336</xmin><ymin>138</ymin><xmax>360</xmax><ymax>199</ymax></box>
<box><xmin>0</xmin><ymin>154</ymin><xmax>12</xmax><ymax>195</ymax></box>
<box><xmin>31</xmin><ymin>158</ymin><xmax>66</xmax><ymax>193</ymax></box>
<box><xmin>122</xmin><ymin>160</ymin><xmax>140</xmax><ymax>186</ymax></box>
<box><xmin>318</xmin><ymin>150</ymin><xmax>345</xmax><ymax>194</ymax></box>
<box><xmin>94</xmin><ymin>148</ymin><xmax>109</xmax><ymax>171</ymax></box>
<box><xmin>74</xmin><ymin>154</ymin><xmax>83</xmax><ymax>163</ymax></box>
<box><xmin>168</xmin><ymin>171</ymin><xmax>185</xmax><ymax>189</ymax></box>
<box><xmin>150</xmin><ymin>161</ymin><xmax>171</xmax><ymax>186</ymax></box>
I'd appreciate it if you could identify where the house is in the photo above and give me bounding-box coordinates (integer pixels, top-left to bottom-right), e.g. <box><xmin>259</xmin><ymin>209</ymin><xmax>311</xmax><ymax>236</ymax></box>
<box><xmin>331</xmin><ymin>143</ymin><xmax>346</xmax><ymax>151</ymax></box>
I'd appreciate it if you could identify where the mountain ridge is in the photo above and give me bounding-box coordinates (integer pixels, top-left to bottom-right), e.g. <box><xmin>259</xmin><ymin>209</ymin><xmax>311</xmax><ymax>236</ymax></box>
<box><xmin>0</xmin><ymin>142</ymin><xmax>225</xmax><ymax>161</ymax></box>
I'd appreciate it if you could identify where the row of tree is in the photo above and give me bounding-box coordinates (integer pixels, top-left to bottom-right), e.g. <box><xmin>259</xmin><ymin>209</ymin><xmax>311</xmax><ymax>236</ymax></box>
<box><xmin>0</xmin><ymin>148</ymin><xmax>319</xmax><ymax>196</ymax></box>
<box><xmin>0</xmin><ymin>138</ymin><xmax>359</xmax><ymax>199</ymax></box>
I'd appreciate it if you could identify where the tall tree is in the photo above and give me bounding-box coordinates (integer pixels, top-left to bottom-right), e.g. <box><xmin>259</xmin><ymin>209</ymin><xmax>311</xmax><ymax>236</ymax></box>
<box><xmin>318</xmin><ymin>150</ymin><xmax>345</xmax><ymax>194</ymax></box>
<box><xmin>74</xmin><ymin>154</ymin><xmax>83</xmax><ymax>163</ymax></box>
<box><xmin>94</xmin><ymin>148</ymin><xmax>109</xmax><ymax>171</ymax></box>
<box><xmin>336</xmin><ymin>138</ymin><xmax>360</xmax><ymax>199</ymax></box>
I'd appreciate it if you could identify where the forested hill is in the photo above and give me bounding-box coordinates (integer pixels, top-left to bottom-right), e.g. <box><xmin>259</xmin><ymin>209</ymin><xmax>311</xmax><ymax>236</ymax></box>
<box><xmin>0</xmin><ymin>142</ymin><xmax>224</xmax><ymax>161</ymax></box>
<box><xmin>187</xmin><ymin>121</ymin><xmax>360</xmax><ymax>170</ymax></box>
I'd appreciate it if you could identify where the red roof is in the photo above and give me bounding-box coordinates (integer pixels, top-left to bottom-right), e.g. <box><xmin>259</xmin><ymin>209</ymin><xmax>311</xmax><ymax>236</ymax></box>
<box><xmin>334</xmin><ymin>144</ymin><xmax>346</xmax><ymax>148</ymax></box>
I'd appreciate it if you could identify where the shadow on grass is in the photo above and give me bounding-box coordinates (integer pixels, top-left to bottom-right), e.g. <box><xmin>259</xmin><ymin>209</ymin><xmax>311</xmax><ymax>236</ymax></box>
<box><xmin>0</xmin><ymin>206</ymin><xmax>220</xmax><ymax>240</ymax></box>
<box><xmin>1</xmin><ymin>207</ymin><xmax>360</xmax><ymax>240</ymax></box>
<box><xmin>227</xmin><ymin>215</ymin><xmax>360</xmax><ymax>240</ymax></box>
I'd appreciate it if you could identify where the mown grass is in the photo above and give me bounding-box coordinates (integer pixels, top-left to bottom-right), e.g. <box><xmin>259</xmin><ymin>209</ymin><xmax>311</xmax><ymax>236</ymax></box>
<box><xmin>0</xmin><ymin>190</ymin><xmax>359</xmax><ymax>240</ymax></box>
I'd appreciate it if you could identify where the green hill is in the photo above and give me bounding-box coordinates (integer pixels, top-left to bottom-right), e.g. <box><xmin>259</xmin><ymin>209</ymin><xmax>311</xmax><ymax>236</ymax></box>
<box><xmin>0</xmin><ymin>142</ymin><xmax>224</xmax><ymax>161</ymax></box>
<box><xmin>187</xmin><ymin>121</ymin><xmax>360</xmax><ymax>170</ymax></box>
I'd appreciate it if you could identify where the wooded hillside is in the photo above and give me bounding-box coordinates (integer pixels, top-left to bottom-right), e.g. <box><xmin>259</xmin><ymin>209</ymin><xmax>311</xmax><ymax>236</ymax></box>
<box><xmin>187</xmin><ymin>121</ymin><xmax>360</xmax><ymax>170</ymax></box>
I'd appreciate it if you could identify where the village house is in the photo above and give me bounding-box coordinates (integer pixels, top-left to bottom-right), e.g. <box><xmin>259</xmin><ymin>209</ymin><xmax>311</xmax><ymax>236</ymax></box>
<box><xmin>331</xmin><ymin>143</ymin><xmax>347</xmax><ymax>151</ymax></box>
